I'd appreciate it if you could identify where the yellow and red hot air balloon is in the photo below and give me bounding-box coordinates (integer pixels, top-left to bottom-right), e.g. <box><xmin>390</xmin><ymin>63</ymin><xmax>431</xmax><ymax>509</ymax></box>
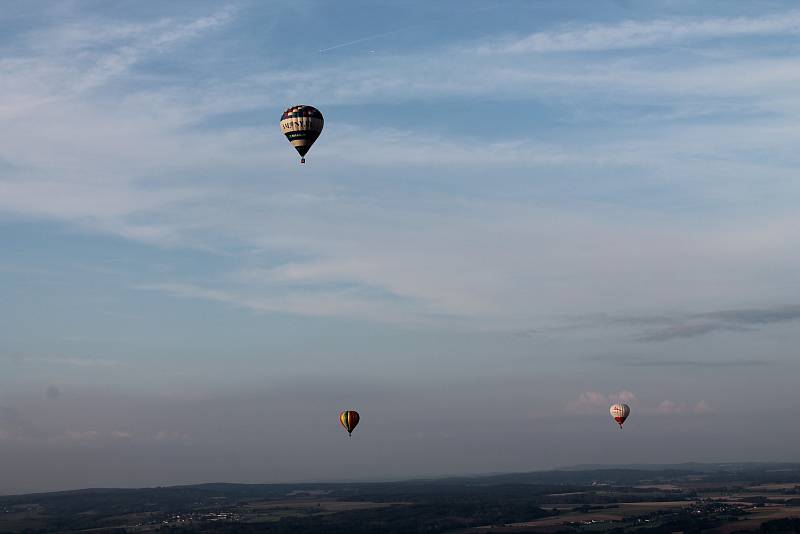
<box><xmin>610</xmin><ymin>403</ymin><xmax>630</xmax><ymax>429</ymax></box>
<box><xmin>339</xmin><ymin>410</ymin><xmax>360</xmax><ymax>437</ymax></box>
<box><xmin>280</xmin><ymin>105</ymin><xmax>324</xmax><ymax>163</ymax></box>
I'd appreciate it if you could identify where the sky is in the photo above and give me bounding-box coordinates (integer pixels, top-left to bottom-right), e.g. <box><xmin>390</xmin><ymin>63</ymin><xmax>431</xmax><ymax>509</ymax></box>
<box><xmin>1</xmin><ymin>0</ymin><xmax>800</xmax><ymax>494</ymax></box>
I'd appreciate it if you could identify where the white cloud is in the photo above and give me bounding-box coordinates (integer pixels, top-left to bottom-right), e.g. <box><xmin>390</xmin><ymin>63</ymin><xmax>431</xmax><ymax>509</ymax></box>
<box><xmin>154</xmin><ymin>430</ymin><xmax>190</xmax><ymax>442</ymax></box>
<box><xmin>566</xmin><ymin>391</ymin><xmax>636</xmax><ymax>415</ymax></box>
<box><xmin>693</xmin><ymin>400</ymin><xmax>714</xmax><ymax>415</ymax></box>
<box><xmin>12</xmin><ymin>356</ymin><xmax>126</xmax><ymax>369</ymax></box>
<box><xmin>0</xmin><ymin>6</ymin><xmax>235</xmax><ymax>115</ymax></box>
<box><xmin>2</xmin><ymin>5</ymin><xmax>800</xmax><ymax>331</ymax></box>
<box><xmin>131</xmin><ymin>200</ymin><xmax>800</xmax><ymax>328</ymax></box>
<box><xmin>184</xmin><ymin>13</ymin><xmax>800</xmax><ymax>110</ymax></box>
<box><xmin>610</xmin><ymin>390</ymin><xmax>636</xmax><ymax>404</ymax></box>
<box><xmin>50</xmin><ymin>430</ymin><xmax>134</xmax><ymax>442</ymax></box>
<box><xmin>138</xmin><ymin>282</ymin><xmax>441</xmax><ymax>327</ymax></box>
<box><xmin>656</xmin><ymin>400</ymin><xmax>686</xmax><ymax>415</ymax></box>
<box><xmin>41</xmin><ymin>357</ymin><xmax>124</xmax><ymax>369</ymax></box>
<box><xmin>60</xmin><ymin>430</ymin><xmax>100</xmax><ymax>441</ymax></box>
<box><xmin>567</xmin><ymin>395</ymin><xmax>714</xmax><ymax>417</ymax></box>
<box><xmin>480</xmin><ymin>11</ymin><xmax>800</xmax><ymax>54</ymax></box>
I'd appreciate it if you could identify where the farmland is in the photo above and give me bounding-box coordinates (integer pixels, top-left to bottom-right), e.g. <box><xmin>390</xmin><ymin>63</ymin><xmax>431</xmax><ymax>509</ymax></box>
<box><xmin>1</xmin><ymin>463</ymin><xmax>800</xmax><ymax>532</ymax></box>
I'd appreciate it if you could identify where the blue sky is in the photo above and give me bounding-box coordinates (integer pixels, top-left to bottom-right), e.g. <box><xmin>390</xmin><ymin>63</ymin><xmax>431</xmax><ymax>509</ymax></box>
<box><xmin>2</xmin><ymin>0</ymin><xmax>800</xmax><ymax>493</ymax></box>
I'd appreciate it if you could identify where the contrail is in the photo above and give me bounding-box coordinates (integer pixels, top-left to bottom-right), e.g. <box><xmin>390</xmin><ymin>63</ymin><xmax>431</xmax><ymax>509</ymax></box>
<box><xmin>317</xmin><ymin>3</ymin><xmax>506</xmax><ymax>54</ymax></box>
<box><xmin>318</xmin><ymin>27</ymin><xmax>413</xmax><ymax>53</ymax></box>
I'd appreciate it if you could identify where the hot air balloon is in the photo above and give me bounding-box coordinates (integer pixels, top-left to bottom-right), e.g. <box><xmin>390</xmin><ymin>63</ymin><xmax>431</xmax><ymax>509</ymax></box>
<box><xmin>610</xmin><ymin>404</ymin><xmax>630</xmax><ymax>429</ymax></box>
<box><xmin>339</xmin><ymin>410</ymin><xmax>360</xmax><ymax>436</ymax></box>
<box><xmin>280</xmin><ymin>105</ymin><xmax>324</xmax><ymax>163</ymax></box>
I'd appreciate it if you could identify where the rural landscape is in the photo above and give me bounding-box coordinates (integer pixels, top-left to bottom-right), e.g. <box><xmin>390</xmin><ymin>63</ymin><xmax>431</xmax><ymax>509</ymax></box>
<box><xmin>2</xmin><ymin>463</ymin><xmax>800</xmax><ymax>533</ymax></box>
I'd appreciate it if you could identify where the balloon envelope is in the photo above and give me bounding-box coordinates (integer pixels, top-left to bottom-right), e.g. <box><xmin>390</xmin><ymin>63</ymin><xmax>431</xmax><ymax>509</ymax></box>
<box><xmin>339</xmin><ymin>410</ymin><xmax>360</xmax><ymax>436</ymax></box>
<box><xmin>280</xmin><ymin>105</ymin><xmax>324</xmax><ymax>163</ymax></box>
<box><xmin>610</xmin><ymin>403</ymin><xmax>630</xmax><ymax>428</ymax></box>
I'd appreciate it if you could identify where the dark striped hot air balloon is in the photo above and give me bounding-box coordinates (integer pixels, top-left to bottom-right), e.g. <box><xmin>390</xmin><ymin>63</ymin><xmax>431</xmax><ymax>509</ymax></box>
<box><xmin>339</xmin><ymin>410</ymin><xmax>360</xmax><ymax>436</ymax></box>
<box><xmin>280</xmin><ymin>105</ymin><xmax>324</xmax><ymax>163</ymax></box>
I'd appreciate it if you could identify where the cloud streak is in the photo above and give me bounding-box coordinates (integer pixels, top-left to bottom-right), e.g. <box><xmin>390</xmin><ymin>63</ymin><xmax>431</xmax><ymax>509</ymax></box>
<box><xmin>594</xmin><ymin>355</ymin><xmax>773</xmax><ymax>368</ymax></box>
<box><xmin>635</xmin><ymin>304</ymin><xmax>800</xmax><ymax>342</ymax></box>
<box><xmin>480</xmin><ymin>10</ymin><xmax>800</xmax><ymax>54</ymax></box>
<box><xmin>137</xmin><ymin>282</ymin><xmax>437</xmax><ymax>327</ymax></box>
<box><xmin>635</xmin><ymin>323</ymin><xmax>751</xmax><ymax>342</ymax></box>
<box><xmin>656</xmin><ymin>400</ymin><xmax>715</xmax><ymax>415</ymax></box>
<box><xmin>0</xmin><ymin>7</ymin><xmax>234</xmax><ymax>119</ymax></box>
<box><xmin>564</xmin><ymin>304</ymin><xmax>800</xmax><ymax>343</ymax></box>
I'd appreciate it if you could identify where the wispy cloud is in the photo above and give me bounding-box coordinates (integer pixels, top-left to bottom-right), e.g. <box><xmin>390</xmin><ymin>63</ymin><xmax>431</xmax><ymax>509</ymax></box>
<box><xmin>593</xmin><ymin>354</ymin><xmax>773</xmax><ymax>368</ymax></box>
<box><xmin>137</xmin><ymin>282</ymin><xmax>438</xmax><ymax>327</ymax></box>
<box><xmin>480</xmin><ymin>11</ymin><xmax>800</xmax><ymax>54</ymax></box>
<box><xmin>0</xmin><ymin>406</ymin><xmax>43</xmax><ymax>441</ymax></box>
<box><xmin>188</xmin><ymin>9</ymin><xmax>800</xmax><ymax>110</ymax></box>
<box><xmin>0</xmin><ymin>7</ymin><xmax>234</xmax><ymax>118</ymax></box>
<box><xmin>42</xmin><ymin>357</ymin><xmax>124</xmax><ymax>369</ymax></box>
<box><xmin>154</xmin><ymin>430</ymin><xmax>190</xmax><ymax>442</ymax></box>
<box><xmin>9</xmin><ymin>355</ymin><xmax>126</xmax><ymax>369</ymax></box>
<box><xmin>699</xmin><ymin>305</ymin><xmax>800</xmax><ymax>325</ymax></box>
<box><xmin>3</xmin><ymin>4</ymin><xmax>800</xmax><ymax>332</ymax></box>
<box><xmin>635</xmin><ymin>304</ymin><xmax>800</xmax><ymax>342</ymax></box>
<box><xmin>565</xmin><ymin>304</ymin><xmax>800</xmax><ymax>343</ymax></box>
<box><xmin>656</xmin><ymin>400</ymin><xmax>714</xmax><ymax>415</ymax></box>
<box><xmin>635</xmin><ymin>323</ymin><xmax>751</xmax><ymax>342</ymax></box>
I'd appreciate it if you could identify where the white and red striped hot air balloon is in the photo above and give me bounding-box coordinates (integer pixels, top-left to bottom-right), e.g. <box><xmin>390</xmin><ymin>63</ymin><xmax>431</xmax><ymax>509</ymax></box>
<box><xmin>610</xmin><ymin>403</ymin><xmax>630</xmax><ymax>429</ymax></box>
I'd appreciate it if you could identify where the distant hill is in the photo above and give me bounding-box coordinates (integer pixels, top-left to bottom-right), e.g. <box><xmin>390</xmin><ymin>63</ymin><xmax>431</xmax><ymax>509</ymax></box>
<box><xmin>557</xmin><ymin>462</ymin><xmax>800</xmax><ymax>473</ymax></box>
<box><xmin>2</xmin><ymin>463</ymin><xmax>800</xmax><ymax>533</ymax></box>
